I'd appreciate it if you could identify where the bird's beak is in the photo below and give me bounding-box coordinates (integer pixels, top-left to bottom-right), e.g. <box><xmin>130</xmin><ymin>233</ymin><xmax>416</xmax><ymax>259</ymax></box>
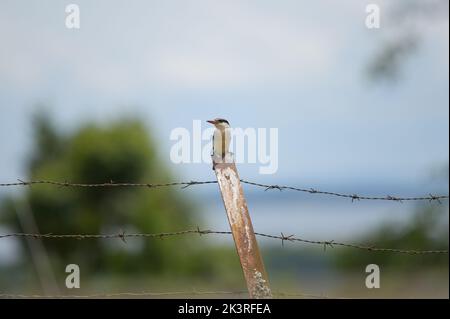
<box><xmin>207</xmin><ymin>119</ymin><xmax>216</xmax><ymax>124</ymax></box>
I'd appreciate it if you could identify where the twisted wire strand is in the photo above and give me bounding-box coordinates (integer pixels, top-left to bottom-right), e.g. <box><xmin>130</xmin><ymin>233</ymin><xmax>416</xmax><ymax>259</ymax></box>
<box><xmin>0</xmin><ymin>179</ymin><xmax>447</xmax><ymax>203</ymax></box>
<box><xmin>0</xmin><ymin>228</ymin><xmax>447</xmax><ymax>255</ymax></box>
<box><xmin>0</xmin><ymin>290</ymin><xmax>338</xmax><ymax>299</ymax></box>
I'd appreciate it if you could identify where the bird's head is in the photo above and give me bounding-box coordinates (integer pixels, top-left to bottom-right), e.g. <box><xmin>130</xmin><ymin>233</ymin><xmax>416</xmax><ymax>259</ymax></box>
<box><xmin>207</xmin><ymin>118</ymin><xmax>230</xmax><ymax>129</ymax></box>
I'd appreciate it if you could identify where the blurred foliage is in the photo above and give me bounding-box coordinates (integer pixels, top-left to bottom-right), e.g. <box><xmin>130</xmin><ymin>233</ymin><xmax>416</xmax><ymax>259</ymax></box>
<box><xmin>333</xmin><ymin>204</ymin><xmax>449</xmax><ymax>271</ymax></box>
<box><xmin>367</xmin><ymin>0</ymin><xmax>448</xmax><ymax>82</ymax></box>
<box><xmin>367</xmin><ymin>35</ymin><xmax>418</xmax><ymax>82</ymax></box>
<box><xmin>0</xmin><ymin>112</ymin><xmax>240</xmax><ymax>287</ymax></box>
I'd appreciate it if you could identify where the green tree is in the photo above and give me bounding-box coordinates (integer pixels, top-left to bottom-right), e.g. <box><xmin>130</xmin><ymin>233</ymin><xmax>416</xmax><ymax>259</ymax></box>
<box><xmin>333</xmin><ymin>204</ymin><xmax>449</xmax><ymax>271</ymax></box>
<box><xmin>333</xmin><ymin>164</ymin><xmax>448</xmax><ymax>271</ymax></box>
<box><xmin>0</xmin><ymin>113</ymin><xmax>223</xmax><ymax>285</ymax></box>
<box><xmin>366</xmin><ymin>0</ymin><xmax>448</xmax><ymax>83</ymax></box>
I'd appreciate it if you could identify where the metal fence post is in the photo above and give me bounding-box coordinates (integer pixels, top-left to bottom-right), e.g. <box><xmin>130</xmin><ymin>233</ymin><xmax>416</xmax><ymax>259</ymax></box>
<box><xmin>213</xmin><ymin>157</ymin><xmax>272</xmax><ymax>299</ymax></box>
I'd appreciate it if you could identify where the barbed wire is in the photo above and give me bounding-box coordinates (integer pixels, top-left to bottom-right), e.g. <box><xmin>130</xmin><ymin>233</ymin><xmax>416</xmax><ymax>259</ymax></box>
<box><xmin>0</xmin><ymin>228</ymin><xmax>447</xmax><ymax>255</ymax></box>
<box><xmin>0</xmin><ymin>178</ymin><xmax>448</xmax><ymax>203</ymax></box>
<box><xmin>0</xmin><ymin>290</ymin><xmax>248</xmax><ymax>299</ymax></box>
<box><xmin>0</xmin><ymin>290</ymin><xmax>335</xmax><ymax>299</ymax></box>
<box><xmin>239</xmin><ymin>180</ymin><xmax>448</xmax><ymax>203</ymax></box>
<box><xmin>0</xmin><ymin>179</ymin><xmax>218</xmax><ymax>189</ymax></box>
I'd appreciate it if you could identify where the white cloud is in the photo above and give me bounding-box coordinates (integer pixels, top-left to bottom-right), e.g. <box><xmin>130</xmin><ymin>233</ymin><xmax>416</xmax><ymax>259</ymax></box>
<box><xmin>144</xmin><ymin>1</ymin><xmax>340</xmax><ymax>88</ymax></box>
<box><xmin>0</xmin><ymin>0</ymin><xmax>344</xmax><ymax>92</ymax></box>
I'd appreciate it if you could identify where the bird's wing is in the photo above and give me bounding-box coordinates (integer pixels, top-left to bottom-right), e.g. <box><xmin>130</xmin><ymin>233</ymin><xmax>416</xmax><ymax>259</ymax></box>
<box><xmin>211</xmin><ymin>130</ymin><xmax>215</xmax><ymax>156</ymax></box>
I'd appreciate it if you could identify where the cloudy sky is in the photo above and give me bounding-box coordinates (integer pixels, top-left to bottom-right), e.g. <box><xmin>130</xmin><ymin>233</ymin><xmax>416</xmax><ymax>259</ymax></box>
<box><xmin>0</xmin><ymin>0</ymin><xmax>448</xmax><ymax>189</ymax></box>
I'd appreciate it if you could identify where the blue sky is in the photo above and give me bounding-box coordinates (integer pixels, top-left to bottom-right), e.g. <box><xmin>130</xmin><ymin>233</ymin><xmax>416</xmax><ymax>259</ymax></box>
<box><xmin>0</xmin><ymin>0</ymin><xmax>448</xmax><ymax>188</ymax></box>
<box><xmin>0</xmin><ymin>0</ymin><xmax>448</xmax><ymax>268</ymax></box>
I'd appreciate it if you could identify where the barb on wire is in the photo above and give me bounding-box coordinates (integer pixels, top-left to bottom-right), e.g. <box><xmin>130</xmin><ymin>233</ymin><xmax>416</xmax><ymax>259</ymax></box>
<box><xmin>0</xmin><ymin>229</ymin><xmax>447</xmax><ymax>255</ymax></box>
<box><xmin>1</xmin><ymin>178</ymin><xmax>447</xmax><ymax>203</ymax></box>
<box><xmin>280</xmin><ymin>232</ymin><xmax>294</xmax><ymax>247</ymax></box>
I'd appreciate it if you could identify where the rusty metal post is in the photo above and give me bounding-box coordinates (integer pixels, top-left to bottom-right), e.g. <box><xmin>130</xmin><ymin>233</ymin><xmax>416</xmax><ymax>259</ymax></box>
<box><xmin>213</xmin><ymin>156</ymin><xmax>272</xmax><ymax>299</ymax></box>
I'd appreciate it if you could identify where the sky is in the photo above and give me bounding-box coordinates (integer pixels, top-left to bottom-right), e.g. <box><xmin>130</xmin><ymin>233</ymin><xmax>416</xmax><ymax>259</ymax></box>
<box><xmin>0</xmin><ymin>0</ymin><xmax>449</xmax><ymax>271</ymax></box>
<box><xmin>0</xmin><ymin>0</ymin><xmax>448</xmax><ymax>188</ymax></box>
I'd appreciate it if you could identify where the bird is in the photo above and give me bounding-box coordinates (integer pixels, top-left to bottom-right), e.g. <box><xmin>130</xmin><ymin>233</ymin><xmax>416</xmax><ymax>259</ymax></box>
<box><xmin>207</xmin><ymin>118</ymin><xmax>231</xmax><ymax>163</ymax></box>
